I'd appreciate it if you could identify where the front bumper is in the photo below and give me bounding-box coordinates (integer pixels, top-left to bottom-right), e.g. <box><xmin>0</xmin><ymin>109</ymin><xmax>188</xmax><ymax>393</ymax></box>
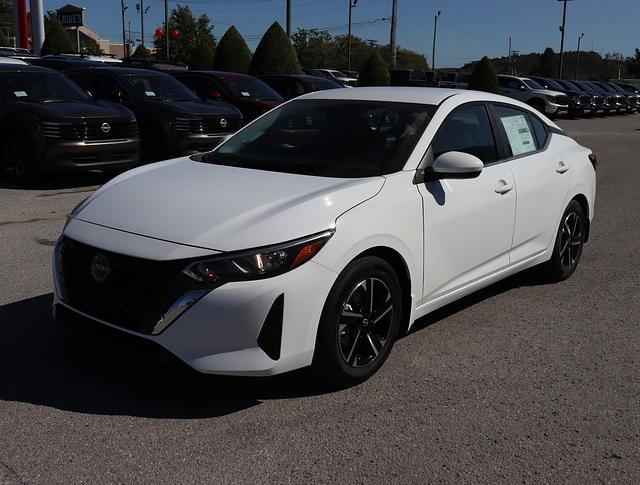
<box><xmin>52</xmin><ymin>223</ymin><xmax>338</xmax><ymax>376</ymax></box>
<box><xmin>41</xmin><ymin>137</ymin><xmax>140</xmax><ymax>172</ymax></box>
<box><xmin>545</xmin><ymin>103</ymin><xmax>569</xmax><ymax>116</ymax></box>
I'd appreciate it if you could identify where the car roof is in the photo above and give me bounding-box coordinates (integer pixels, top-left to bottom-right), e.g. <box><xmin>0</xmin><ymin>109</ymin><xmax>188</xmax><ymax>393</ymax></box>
<box><xmin>259</xmin><ymin>74</ymin><xmax>334</xmax><ymax>81</ymax></box>
<box><xmin>67</xmin><ymin>66</ymin><xmax>169</xmax><ymax>76</ymax></box>
<box><xmin>0</xmin><ymin>63</ymin><xmax>54</xmax><ymax>73</ymax></box>
<box><xmin>0</xmin><ymin>57</ymin><xmax>28</xmax><ymax>65</ymax></box>
<box><xmin>299</xmin><ymin>86</ymin><xmax>469</xmax><ymax>104</ymax></box>
<box><xmin>182</xmin><ymin>70</ymin><xmax>253</xmax><ymax>79</ymax></box>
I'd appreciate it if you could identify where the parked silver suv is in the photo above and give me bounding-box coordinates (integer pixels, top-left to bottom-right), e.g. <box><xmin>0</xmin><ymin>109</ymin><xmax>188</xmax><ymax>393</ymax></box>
<box><xmin>498</xmin><ymin>75</ymin><xmax>569</xmax><ymax>118</ymax></box>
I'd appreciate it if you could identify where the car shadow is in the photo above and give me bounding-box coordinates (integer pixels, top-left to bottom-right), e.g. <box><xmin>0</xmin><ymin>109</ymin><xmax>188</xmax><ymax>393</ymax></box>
<box><xmin>0</xmin><ymin>268</ymin><xmax>551</xmax><ymax>419</ymax></box>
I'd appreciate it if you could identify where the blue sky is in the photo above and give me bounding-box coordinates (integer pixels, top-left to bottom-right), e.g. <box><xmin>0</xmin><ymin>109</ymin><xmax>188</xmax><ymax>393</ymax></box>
<box><xmin>45</xmin><ymin>0</ymin><xmax>639</xmax><ymax>67</ymax></box>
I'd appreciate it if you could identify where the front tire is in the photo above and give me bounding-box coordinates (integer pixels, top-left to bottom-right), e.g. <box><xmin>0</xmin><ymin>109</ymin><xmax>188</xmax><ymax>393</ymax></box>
<box><xmin>3</xmin><ymin>139</ymin><xmax>34</xmax><ymax>183</ymax></box>
<box><xmin>311</xmin><ymin>257</ymin><xmax>402</xmax><ymax>387</ymax></box>
<box><xmin>542</xmin><ymin>200</ymin><xmax>585</xmax><ymax>282</ymax></box>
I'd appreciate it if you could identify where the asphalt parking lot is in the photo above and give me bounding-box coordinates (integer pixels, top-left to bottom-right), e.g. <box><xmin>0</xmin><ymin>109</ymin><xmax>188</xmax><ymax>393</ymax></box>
<box><xmin>1</xmin><ymin>114</ymin><xmax>639</xmax><ymax>484</ymax></box>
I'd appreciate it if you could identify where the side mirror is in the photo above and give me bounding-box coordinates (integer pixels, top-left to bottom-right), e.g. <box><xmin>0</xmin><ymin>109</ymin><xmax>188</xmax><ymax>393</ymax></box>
<box><xmin>429</xmin><ymin>151</ymin><xmax>484</xmax><ymax>180</ymax></box>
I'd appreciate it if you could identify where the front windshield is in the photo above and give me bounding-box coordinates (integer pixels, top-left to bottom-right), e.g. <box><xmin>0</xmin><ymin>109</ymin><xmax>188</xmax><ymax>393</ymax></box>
<box><xmin>218</xmin><ymin>76</ymin><xmax>283</xmax><ymax>102</ymax></box>
<box><xmin>607</xmin><ymin>83</ymin><xmax>625</xmax><ymax>93</ymax></box>
<box><xmin>198</xmin><ymin>99</ymin><xmax>435</xmax><ymax>178</ymax></box>
<box><xmin>585</xmin><ymin>82</ymin><xmax>606</xmax><ymax>93</ymax></box>
<box><xmin>124</xmin><ymin>74</ymin><xmax>198</xmax><ymax>101</ymax></box>
<box><xmin>0</xmin><ymin>71</ymin><xmax>91</xmax><ymax>102</ymax></box>
<box><xmin>523</xmin><ymin>79</ymin><xmax>544</xmax><ymax>90</ymax></box>
<box><xmin>544</xmin><ymin>78</ymin><xmax>565</xmax><ymax>91</ymax></box>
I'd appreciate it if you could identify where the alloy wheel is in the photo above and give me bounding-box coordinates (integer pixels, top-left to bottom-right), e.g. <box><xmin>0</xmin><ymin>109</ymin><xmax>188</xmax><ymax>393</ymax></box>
<box><xmin>337</xmin><ymin>278</ymin><xmax>394</xmax><ymax>368</ymax></box>
<box><xmin>559</xmin><ymin>210</ymin><xmax>583</xmax><ymax>270</ymax></box>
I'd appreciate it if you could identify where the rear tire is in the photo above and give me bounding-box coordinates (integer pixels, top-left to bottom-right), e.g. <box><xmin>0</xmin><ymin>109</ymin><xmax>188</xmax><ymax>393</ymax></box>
<box><xmin>542</xmin><ymin>200</ymin><xmax>585</xmax><ymax>282</ymax></box>
<box><xmin>311</xmin><ymin>257</ymin><xmax>402</xmax><ymax>387</ymax></box>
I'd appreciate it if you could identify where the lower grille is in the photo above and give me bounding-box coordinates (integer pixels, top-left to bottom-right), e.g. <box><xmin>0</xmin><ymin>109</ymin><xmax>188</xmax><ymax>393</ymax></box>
<box><xmin>175</xmin><ymin>116</ymin><xmax>241</xmax><ymax>135</ymax></box>
<box><xmin>56</xmin><ymin>237</ymin><xmax>216</xmax><ymax>334</ymax></box>
<box><xmin>580</xmin><ymin>95</ymin><xmax>591</xmax><ymax>105</ymax></box>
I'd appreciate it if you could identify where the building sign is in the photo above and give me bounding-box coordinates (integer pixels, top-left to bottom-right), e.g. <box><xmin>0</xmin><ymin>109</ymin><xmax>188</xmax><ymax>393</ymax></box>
<box><xmin>57</xmin><ymin>4</ymin><xmax>85</xmax><ymax>28</ymax></box>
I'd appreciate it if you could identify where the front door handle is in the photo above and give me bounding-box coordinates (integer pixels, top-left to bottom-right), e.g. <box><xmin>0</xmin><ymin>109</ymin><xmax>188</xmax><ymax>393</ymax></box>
<box><xmin>495</xmin><ymin>181</ymin><xmax>514</xmax><ymax>194</ymax></box>
<box><xmin>556</xmin><ymin>161</ymin><xmax>570</xmax><ymax>174</ymax></box>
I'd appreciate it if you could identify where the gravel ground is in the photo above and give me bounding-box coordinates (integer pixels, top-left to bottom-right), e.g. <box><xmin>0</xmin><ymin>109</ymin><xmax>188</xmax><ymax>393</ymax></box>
<box><xmin>0</xmin><ymin>114</ymin><xmax>638</xmax><ymax>484</ymax></box>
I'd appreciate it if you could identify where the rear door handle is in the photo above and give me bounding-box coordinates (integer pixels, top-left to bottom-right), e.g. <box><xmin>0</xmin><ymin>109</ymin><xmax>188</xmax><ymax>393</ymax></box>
<box><xmin>495</xmin><ymin>181</ymin><xmax>514</xmax><ymax>194</ymax></box>
<box><xmin>556</xmin><ymin>161</ymin><xmax>570</xmax><ymax>174</ymax></box>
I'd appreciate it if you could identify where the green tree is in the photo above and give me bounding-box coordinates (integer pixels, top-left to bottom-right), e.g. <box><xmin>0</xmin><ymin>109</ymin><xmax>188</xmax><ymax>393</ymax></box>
<box><xmin>131</xmin><ymin>44</ymin><xmax>149</xmax><ymax>59</ymax></box>
<box><xmin>41</xmin><ymin>12</ymin><xmax>76</xmax><ymax>55</ymax></box>
<box><xmin>533</xmin><ymin>47</ymin><xmax>557</xmax><ymax>77</ymax></box>
<box><xmin>292</xmin><ymin>28</ymin><xmax>337</xmax><ymax>68</ymax></box>
<box><xmin>154</xmin><ymin>5</ymin><xmax>216</xmax><ymax>67</ymax></box>
<box><xmin>357</xmin><ymin>51</ymin><xmax>390</xmax><ymax>86</ymax></box>
<box><xmin>468</xmin><ymin>56</ymin><xmax>499</xmax><ymax>93</ymax></box>
<box><xmin>333</xmin><ymin>34</ymin><xmax>374</xmax><ymax>70</ymax></box>
<box><xmin>249</xmin><ymin>22</ymin><xmax>301</xmax><ymax>75</ymax></box>
<box><xmin>0</xmin><ymin>29</ymin><xmax>9</xmax><ymax>48</ymax></box>
<box><xmin>213</xmin><ymin>26</ymin><xmax>252</xmax><ymax>73</ymax></box>
<box><xmin>190</xmin><ymin>41</ymin><xmax>214</xmax><ymax>69</ymax></box>
<box><xmin>378</xmin><ymin>45</ymin><xmax>428</xmax><ymax>70</ymax></box>
<box><xmin>80</xmin><ymin>37</ymin><xmax>103</xmax><ymax>55</ymax></box>
<box><xmin>626</xmin><ymin>48</ymin><xmax>640</xmax><ymax>78</ymax></box>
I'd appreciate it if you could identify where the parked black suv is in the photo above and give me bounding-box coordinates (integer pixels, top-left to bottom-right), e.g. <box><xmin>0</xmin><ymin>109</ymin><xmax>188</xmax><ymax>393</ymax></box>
<box><xmin>553</xmin><ymin>79</ymin><xmax>605</xmax><ymax>115</ymax></box>
<box><xmin>529</xmin><ymin>76</ymin><xmax>593</xmax><ymax>117</ymax></box>
<box><xmin>568</xmin><ymin>80</ymin><xmax>616</xmax><ymax>115</ymax></box>
<box><xmin>258</xmin><ymin>74</ymin><xmax>341</xmax><ymax>100</ymax></box>
<box><xmin>67</xmin><ymin>67</ymin><xmax>242</xmax><ymax>160</ymax></box>
<box><xmin>0</xmin><ymin>64</ymin><xmax>139</xmax><ymax>182</ymax></box>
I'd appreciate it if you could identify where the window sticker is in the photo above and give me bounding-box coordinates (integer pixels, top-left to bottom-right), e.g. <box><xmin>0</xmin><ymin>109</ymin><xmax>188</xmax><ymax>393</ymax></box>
<box><xmin>240</xmin><ymin>91</ymin><xmax>251</xmax><ymax>97</ymax></box>
<box><xmin>500</xmin><ymin>114</ymin><xmax>536</xmax><ymax>156</ymax></box>
<box><xmin>14</xmin><ymin>91</ymin><xmax>28</xmax><ymax>97</ymax></box>
<box><xmin>145</xmin><ymin>90</ymin><xmax>156</xmax><ymax>97</ymax></box>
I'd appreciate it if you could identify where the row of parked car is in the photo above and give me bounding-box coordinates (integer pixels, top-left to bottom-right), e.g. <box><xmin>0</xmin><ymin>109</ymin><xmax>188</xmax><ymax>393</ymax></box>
<box><xmin>0</xmin><ymin>54</ymin><xmax>366</xmax><ymax>181</ymax></box>
<box><xmin>0</xmin><ymin>53</ymin><xmax>637</xmax><ymax>182</ymax></box>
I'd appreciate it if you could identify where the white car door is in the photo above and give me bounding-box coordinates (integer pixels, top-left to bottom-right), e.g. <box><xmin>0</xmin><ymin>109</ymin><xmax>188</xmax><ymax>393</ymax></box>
<box><xmin>491</xmin><ymin>104</ymin><xmax>572</xmax><ymax>264</ymax></box>
<box><xmin>417</xmin><ymin>104</ymin><xmax>517</xmax><ymax>304</ymax></box>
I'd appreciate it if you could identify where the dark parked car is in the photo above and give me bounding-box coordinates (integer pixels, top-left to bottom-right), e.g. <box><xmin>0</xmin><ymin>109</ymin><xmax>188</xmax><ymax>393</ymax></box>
<box><xmin>0</xmin><ymin>64</ymin><xmax>139</xmax><ymax>182</ymax></box>
<box><xmin>553</xmin><ymin>79</ymin><xmax>605</xmax><ymax>115</ymax></box>
<box><xmin>258</xmin><ymin>74</ymin><xmax>342</xmax><ymax>100</ymax></box>
<box><xmin>67</xmin><ymin>67</ymin><xmax>242</xmax><ymax>160</ymax></box>
<box><xmin>172</xmin><ymin>71</ymin><xmax>283</xmax><ymax>122</ymax></box>
<box><xmin>614</xmin><ymin>82</ymin><xmax>640</xmax><ymax>95</ymax></box>
<box><xmin>120</xmin><ymin>58</ymin><xmax>188</xmax><ymax>72</ymax></box>
<box><xmin>600</xmin><ymin>82</ymin><xmax>638</xmax><ymax>113</ymax></box>
<box><xmin>568</xmin><ymin>80</ymin><xmax>616</xmax><ymax>115</ymax></box>
<box><xmin>389</xmin><ymin>69</ymin><xmax>437</xmax><ymax>87</ymax></box>
<box><xmin>530</xmin><ymin>76</ymin><xmax>593</xmax><ymax>117</ymax></box>
<box><xmin>582</xmin><ymin>81</ymin><xmax>626</xmax><ymax>113</ymax></box>
<box><xmin>27</xmin><ymin>55</ymin><xmax>109</xmax><ymax>71</ymax></box>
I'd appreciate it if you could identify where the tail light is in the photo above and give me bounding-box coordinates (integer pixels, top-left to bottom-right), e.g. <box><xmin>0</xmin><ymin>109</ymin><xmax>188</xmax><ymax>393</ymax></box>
<box><xmin>588</xmin><ymin>153</ymin><xmax>597</xmax><ymax>171</ymax></box>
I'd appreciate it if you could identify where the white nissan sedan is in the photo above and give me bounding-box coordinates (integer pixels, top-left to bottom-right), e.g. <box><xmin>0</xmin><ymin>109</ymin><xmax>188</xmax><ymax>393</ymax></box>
<box><xmin>53</xmin><ymin>88</ymin><xmax>596</xmax><ymax>386</ymax></box>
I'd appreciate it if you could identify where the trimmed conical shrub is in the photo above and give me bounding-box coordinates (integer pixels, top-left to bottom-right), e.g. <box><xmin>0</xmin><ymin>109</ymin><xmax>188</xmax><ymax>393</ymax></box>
<box><xmin>249</xmin><ymin>22</ymin><xmax>300</xmax><ymax>75</ymax></box>
<box><xmin>0</xmin><ymin>29</ymin><xmax>9</xmax><ymax>48</ymax></box>
<box><xmin>131</xmin><ymin>44</ymin><xmax>149</xmax><ymax>59</ymax></box>
<box><xmin>357</xmin><ymin>51</ymin><xmax>390</xmax><ymax>86</ymax></box>
<box><xmin>41</xmin><ymin>13</ymin><xmax>75</xmax><ymax>55</ymax></box>
<box><xmin>468</xmin><ymin>56</ymin><xmax>499</xmax><ymax>93</ymax></box>
<box><xmin>190</xmin><ymin>41</ymin><xmax>214</xmax><ymax>69</ymax></box>
<box><xmin>214</xmin><ymin>26</ymin><xmax>252</xmax><ymax>73</ymax></box>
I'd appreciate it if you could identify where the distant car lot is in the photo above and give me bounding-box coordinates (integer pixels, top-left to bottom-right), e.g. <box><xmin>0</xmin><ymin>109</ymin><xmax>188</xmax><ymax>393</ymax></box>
<box><xmin>0</xmin><ymin>114</ymin><xmax>638</xmax><ymax>483</ymax></box>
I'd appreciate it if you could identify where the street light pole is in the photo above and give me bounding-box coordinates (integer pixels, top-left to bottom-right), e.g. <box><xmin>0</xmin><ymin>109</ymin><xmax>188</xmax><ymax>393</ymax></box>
<box><xmin>431</xmin><ymin>10</ymin><xmax>441</xmax><ymax>72</ymax></box>
<box><xmin>286</xmin><ymin>0</ymin><xmax>291</xmax><ymax>38</ymax></box>
<box><xmin>165</xmin><ymin>0</ymin><xmax>169</xmax><ymax>59</ymax></box>
<box><xmin>140</xmin><ymin>0</ymin><xmax>144</xmax><ymax>47</ymax></box>
<box><xmin>347</xmin><ymin>0</ymin><xmax>358</xmax><ymax>70</ymax></box>
<box><xmin>558</xmin><ymin>0</ymin><xmax>569</xmax><ymax>79</ymax></box>
<box><xmin>390</xmin><ymin>0</ymin><xmax>398</xmax><ymax>67</ymax></box>
<box><xmin>575</xmin><ymin>32</ymin><xmax>584</xmax><ymax>80</ymax></box>
<box><xmin>121</xmin><ymin>0</ymin><xmax>127</xmax><ymax>58</ymax></box>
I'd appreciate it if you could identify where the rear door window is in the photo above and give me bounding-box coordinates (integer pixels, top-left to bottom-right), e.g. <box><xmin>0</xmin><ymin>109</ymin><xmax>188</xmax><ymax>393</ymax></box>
<box><xmin>493</xmin><ymin>105</ymin><xmax>545</xmax><ymax>156</ymax></box>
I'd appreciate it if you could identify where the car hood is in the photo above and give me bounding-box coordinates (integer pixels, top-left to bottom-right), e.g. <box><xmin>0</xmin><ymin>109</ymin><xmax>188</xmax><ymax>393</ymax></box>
<box><xmin>26</xmin><ymin>100</ymin><xmax>133</xmax><ymax>120</ymax></box>
<box><xmin>75</xmin><ymin>158</ymin><xmax>385</xmax><ymax>251</ymax></box>
<box><xmin>531</xmin><ymin>88</ymin><xmax>566</xmax><ymax>98</ymax></box>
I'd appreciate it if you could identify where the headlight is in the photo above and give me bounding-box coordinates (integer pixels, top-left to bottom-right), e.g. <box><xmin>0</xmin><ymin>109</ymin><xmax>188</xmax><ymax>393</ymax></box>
<box><xmin>183</xmin><ymin>230</ymin><xmax>334</xmax><ymax>284</ymax></box>
<box><xmin>572</xmin><ymin>96</ymin><xmax>581</xmax><ymax>103</ymax></box>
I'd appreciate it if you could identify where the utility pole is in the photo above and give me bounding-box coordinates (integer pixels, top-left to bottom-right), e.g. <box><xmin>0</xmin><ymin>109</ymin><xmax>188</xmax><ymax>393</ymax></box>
<box><xmin>431</xmin><ymin>10</ymin><xmax>441</xmax><ymax>71</ymax></box>
<box><xmin>390</xmin><ymin>0</ymin><xmax>398</xmax><ymax>67</ymax></box>
<box><xmin>128</xmin><ymin>21</ymin><xmax>132</xmax><ymax>55</ymax></box>
<box><xmin>347</xmin><ymin>0</ymin><xmax>358</xmax><ymax>70</ymax></box>
<box><xmin>575</xmin><ymin>32</ymin><xmax>584</xmax><ymax>80</ymax></box>
<box><xmin>507</xmin><ymin>37</ymin><xmax>512</xmax><ymax>74</ymax></box>
<box><xmin>558</xmin><ymin>0</ymin><xmax>571</xmax><ymax>79</ymax></box>
<box><xmin>121</xmin><ymin>0</ymin><xmax>128</xmax><ymax>58</ymax></box>
<box><xmin>286</xmin><ymin>0</ymin><xmax>291</xmax><ymax>38</ymax></box>
<box><xmin>164</xmin><ymin>0</ymin><xmax>169</xmax><ymax>59</ymax></box>
<box><xmin>140</xmin><ymin>0</ymin><xmax>145</xmax><ymax>47</ymax></box>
